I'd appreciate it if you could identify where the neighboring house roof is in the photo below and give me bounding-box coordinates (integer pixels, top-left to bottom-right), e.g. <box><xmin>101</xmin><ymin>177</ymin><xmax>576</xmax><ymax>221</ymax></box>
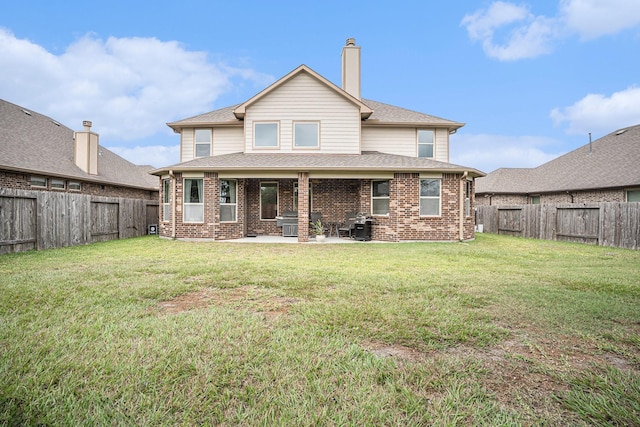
<box><xmin>476</xmin><ymin>124</ymin><xmax>640</xmax><ymax>194</ymax></box>
<box><xmin>0</xmin><ymin>98</ymin><xmax>158</xmax><ymax>190</ymax></box>
<box><xmin>151</xmin><ymin>151</ymin><xmax>484</xmax><ymax>177</ymax></box>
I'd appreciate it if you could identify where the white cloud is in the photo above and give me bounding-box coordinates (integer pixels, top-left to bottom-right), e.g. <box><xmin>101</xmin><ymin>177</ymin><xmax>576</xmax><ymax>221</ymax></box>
<box><xmin>550</xmin><ymin>86</ymin><xmax>640</xmax><ymax>135</ymax></box>
<box><xmin>106</xmin><ymin>144</ymin><xmax>180</xmax><ymax>169</ymax></box>
<box><xmin>461</xmin><ymin>2</ymin><xmax>559</xmax><ymax>61</ymax></box>
<box><xmin>451</xmin><ymin>133</ymin><xmax>565</xmax><ymax>173</ymax></box>
<box><xmin>0</xmin><ymin>29</ymin><xmax>272</xmax><ymax>142</ymax></box>
<box><xmin>560</xmin><ymin>0</ymin><xmax>640</xmax><ymax>40</ymax></box>
<box><xmin>462</xmin><ymin>0</ymin><xmax>640</xmax><ymax>60</ymax></box>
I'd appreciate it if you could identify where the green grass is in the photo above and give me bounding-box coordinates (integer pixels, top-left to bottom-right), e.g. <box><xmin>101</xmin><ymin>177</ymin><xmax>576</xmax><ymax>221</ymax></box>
<box><xmin>1</xmin><ymin>234</ymin><xmax>639</xmax><ymax>425</ymax></box>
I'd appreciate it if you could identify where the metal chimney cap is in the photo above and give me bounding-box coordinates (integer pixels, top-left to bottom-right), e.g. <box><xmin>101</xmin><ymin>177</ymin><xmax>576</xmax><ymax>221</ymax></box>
<box><xmin>345</xmin><ymin>38</ymin><xmax>356</xmax><ymax>46</ymax></box>
<box><xmin>82</xmin><ymin>120</ymin><xmax>92</xmax><ymax>130</ymax></box>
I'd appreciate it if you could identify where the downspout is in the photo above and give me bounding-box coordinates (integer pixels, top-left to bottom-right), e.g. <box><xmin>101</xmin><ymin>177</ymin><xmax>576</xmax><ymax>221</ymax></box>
<box><xmin>169</xmin><ymin>170</ymin><xmax>176</xmax><ymax>240</ymax></box>
<box><xmin>459</xmin><ymin>171</ymin><xmax>468</xmax><ymax>241</ymax></box>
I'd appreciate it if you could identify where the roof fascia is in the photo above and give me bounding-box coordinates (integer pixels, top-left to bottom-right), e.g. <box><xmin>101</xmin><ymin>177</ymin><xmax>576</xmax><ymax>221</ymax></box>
<box><xmin>232</xmin><ymin>65</ymin><xmax>373</xmax><ymax>119</ymax></box>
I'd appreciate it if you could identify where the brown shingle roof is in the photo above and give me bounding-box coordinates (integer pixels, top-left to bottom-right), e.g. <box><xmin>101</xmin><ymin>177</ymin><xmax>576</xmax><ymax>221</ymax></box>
<box><xmin>151</xmin><ymin>151</ymin><xmax>484</xmax><ymax>177</ymax></box>
<box><xmin>0</xmin><ymin>99</ymin><xmax>158</xmax><ymax>190</ymax></box>
<box><xmin>476</xmin><ymin>124</ymin><xmax>640</xmax><ymax>194</ymax></box>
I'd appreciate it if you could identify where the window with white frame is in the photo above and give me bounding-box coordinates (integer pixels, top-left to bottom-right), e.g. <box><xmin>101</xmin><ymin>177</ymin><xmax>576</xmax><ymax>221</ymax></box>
<box><xmin>627</xmin><ymin>190</ymin><xmax>640</xmax><ymax>202</ymax></box>
<box><xmin>417</xmin><ymin>130</ymin><xmax>435</xmax><ymax>158</ymax></box>
<box><xmin>293</xmin><ymin>182</ymin><xmax>312</xmax><ymax>212</ymax></box>
<box><xmin>420</xmin><ymin>178</ymin><xmax>441</xmax><ymax>216</ymax></box>
<box><xmin>294</xmin><ymin>122</ymin><xmax>319</xmax><ymax>148</ymax></box>
<box><xmin>183</xmin><ymin>178</ymin><xmax>204</xmax><ymax>222</ymax></box>
<box><xmin>68</xmin><ymin>181</ymin><xmax>81</xmax><ymax>191</ymax></box>
<box><xmin>260</xmin><ymin>182</ymin><xmax>278</xmax><ymax>220</ymax></box>
<box><xmin>30</xmin><ymin>176</ymin><xmax>47</xmax><ymax>188</ymax></box>
<box><xmin>531</xmin><ymin>196</ymin><xmax>541</xmax><ymax>204</ymax></box>
<box><xmin>372</xmin><ymin>180</ymin><xmax>390</xmax><ymax>215</ymax></box>
<box><xmin>465</xmin><ymin>180</ymin><xmax>472</xmax><ymax>217</ymax></box>
<box><xmin>254</xmin><ymin>122</ymin><xmax>279</xmax><ymax>148</ymax></box>
<box><xmin>220</xmin><ymin>180</ymin><xmax>237</xmax><ymax>222</ymax></box>
<box><xmin>194</xmin><ymin>129</ymin><xmax>212</xmax><ymax>158</ymax></box>
<box><xmin>51</xmin><ymin>179</ymin><xmax>65</xmax><ymax>190</ymax></box>
<box><xmin>162</xmin><ymin>179</ymin><xmax>171</xmax><ymax>222</ymax></box>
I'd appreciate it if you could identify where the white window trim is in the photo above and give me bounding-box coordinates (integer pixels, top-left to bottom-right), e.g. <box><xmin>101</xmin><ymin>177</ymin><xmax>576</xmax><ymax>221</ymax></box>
<box><xmin>194</xmin><ymin>129</ymin><xmax>212</xmax><ymax>158</ymax></box>
<box><xmin>371</xmin><ymin>180</ymin><xmax>390</xmax><ymax>216</ymax></box>
<box><xmin>260</xmin><ymin>181</ymin><xmax>279</xmax><ymax>220</ymax></box>
<box><xmin>253</xmin><ymin>122</ymin><xmax>280</xmax><ymax>149</ymax></box>
<box><xmin>293</xmin><ymin>121</ymin><xmax>320</xmax><ymax>149</ymax></box>
<box><xmin>417</xmin><ymin>129</ymin><xmax>435</xmax><ymax>159</ymax></box>
<box><xmin>419</xmin><ymin>178</ymin><xmax>442</xmax><ymax>217</ymax></box>
<box><xmin>30</xmin><ymin>176</ymin><xmax>47</xmax><ymax>188</ymax></box>
<box><xmin>220</xmin><ymin>179</ymin><xmax>238</xmax><ymax>223</ymax></box>
<box><xmin>162</xmin><ymin>179</ymin><xmax>171</xmax><ymax>223</ymax></box>
<box><xmin>51</xmin><ymin>179</ymin><xmax>65</xmax><ymax>190</ymax></box>
<box><xmin>183</xmin><ymin>178</ymin><xmax>204</xmax><ymax>223</ymax></box>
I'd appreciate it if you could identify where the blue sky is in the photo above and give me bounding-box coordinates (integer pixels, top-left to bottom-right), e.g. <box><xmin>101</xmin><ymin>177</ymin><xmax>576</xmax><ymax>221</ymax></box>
<box><xmin>1</xmin><ymin>0</ymin><xmax>639</xmax><ymax>173</ymax></box>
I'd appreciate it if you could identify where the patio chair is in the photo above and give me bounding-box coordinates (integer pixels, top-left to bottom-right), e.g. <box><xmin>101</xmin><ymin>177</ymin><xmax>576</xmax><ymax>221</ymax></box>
<box><xmin>338</xmin><ymin>212</ymin><xmax>357</xmax><ymax>238</ymax></box>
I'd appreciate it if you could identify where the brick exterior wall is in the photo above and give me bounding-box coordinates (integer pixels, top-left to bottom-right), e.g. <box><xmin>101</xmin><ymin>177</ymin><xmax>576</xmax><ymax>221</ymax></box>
<box><xmin>1</xmin><ymin>169</ymin><xmax>157</xmax><ymax>200</ymax></box>
<box><xmin>476</xmin><ymin>189</ymin><xmax>625</xmax><ymax>206</ymax></box>
<box><xmin>161</xmin><ymin>173</ymin><xmax>476</xmax><ymax>242</ymax></box>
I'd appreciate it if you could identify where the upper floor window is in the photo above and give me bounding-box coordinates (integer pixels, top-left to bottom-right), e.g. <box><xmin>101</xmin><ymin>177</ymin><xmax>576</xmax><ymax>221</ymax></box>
<box><xmin>417</xmin><ymin>130</ymin><xmax>434</xmax><ymax>158</ymax></box>
<box><xmin>183</xmin><ymin>178</ymin><xmax>204</xmax><ymax>223</ymax></box>
<box><xmin>195</xmin><ymin>129</ymin><xmax>212</xmax><ymax>157</ymax></box>
<box><xmin>30</xmin><ymin>176</ymin><xmax>47</xmax><ymax>188</ymax></box>
<box><xmin>254</xmin><ymin>122</ymin><xmax>279</xmax><ymax>148</ymax></box>
<box><xmin>420</xmin><ymin>178</ymin><xmax>441</xmax><ymax>216</ymax></box>
<box><xmin>294</xmin><ymin>122</ymin><xmax>319</xmax><ymax>148</ymax></box>
<box><xmin>220</xmin><ymin>180</ymin><xmax>237</xmax><ymax>222</ymax></box>
<box><xmin>372</xmin><ymin>180</ymin><xmax>390</xmax><ymax>216</ymax></box>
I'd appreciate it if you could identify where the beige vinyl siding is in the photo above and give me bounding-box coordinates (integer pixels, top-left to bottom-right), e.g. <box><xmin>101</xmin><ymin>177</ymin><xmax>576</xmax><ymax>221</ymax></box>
<box><xmin>244</xmin><ymin>72</ymin><xmax>361</xmax><ymax>154</ymax></box>
<box><xmin>434</xmin><ymin>128</ymin><xmax>449</xmax><ymax>162</ymax></box>
<box><xmin>361</xmin><ymin>128</ymin><xmax>417</xmax><ymax>157</ymax></box>
<box><xmin>362</xmin><ymin>127</ymin><xmax>449</xmax><ymax>162</ymax></box>
<box><xmin>181</xmin><ymin>128</ymin><xmax>194</xmax><ymax>162</ymax></box>
<box><xmin>213</xmin><ymin>127</ymin><xmax>244</xmax><ymax>155</ymax></box>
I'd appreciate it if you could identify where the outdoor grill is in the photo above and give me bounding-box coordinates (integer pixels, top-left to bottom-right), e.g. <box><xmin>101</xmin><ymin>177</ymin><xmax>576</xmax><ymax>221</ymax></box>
<box><xmin>353</xmin><ymin>213</ymin><xmax>373</xmax><ymax>241</ymax></box>
<box><xmin>276</xmin><ymin>211</ymin><xmax>298</xmax><ymax>237</ymax></box>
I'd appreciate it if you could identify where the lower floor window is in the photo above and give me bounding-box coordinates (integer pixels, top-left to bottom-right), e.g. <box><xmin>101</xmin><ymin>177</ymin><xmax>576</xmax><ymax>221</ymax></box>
<box><xmin>260</xmin><ymin>182</ymin><xmax>278</xmax><ymax>220</ymax></box>
<box><xmin>627</xmin><ymin>190</ymin><xmax>640</xmax><ymax>202</ymax></box>
<box><xmin>30</xmin><ymin>176</ymin><xmax>46</xmax><ymax>188</ymax></box>
<box><xmin>420</xmin><ymin>179</ymin><xmax>441</xmax><ymax>216</ymax></box>
<box><xmin>220</xmin><ymin>180</ymin><xmax>237</xmax><ymax>222</ymax></box>
<box><xmin>183</xmin><ymin>178</ymin><xmax>204</xmax><ymax>222</ymax></box>
<box><xmin>68</xmin><ymin>181</ymin><xmax>81</xmax><ymax>191</ymax></box>
<box><xmin>372</xmin><ymin>180</ymin><xmax>390</xmax><ymax>215</ymax></box>
<box><xmin>163</xmin><ymin>179</ymin><xmax>171</xmax><ymax>221</ymax></box>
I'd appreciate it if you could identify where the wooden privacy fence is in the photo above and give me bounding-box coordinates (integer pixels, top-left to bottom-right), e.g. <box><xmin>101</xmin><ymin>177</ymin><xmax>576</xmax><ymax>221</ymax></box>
<box><xmin>0</xmin><ymin>188</ymin><xmax>159</xmax><ymax>254</ymax></box>
<box><xmin>476</xmin><ymin>202</ymin><xmax>640</xmax><ymax>250</ymax></box>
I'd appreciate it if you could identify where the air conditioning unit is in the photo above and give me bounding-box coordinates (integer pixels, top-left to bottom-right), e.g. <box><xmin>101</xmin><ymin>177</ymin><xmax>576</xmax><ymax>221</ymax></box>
<box><xmin>148</xmin><ymin>224</ymin><xmax>158</xmax><ymax>235</ymax></box>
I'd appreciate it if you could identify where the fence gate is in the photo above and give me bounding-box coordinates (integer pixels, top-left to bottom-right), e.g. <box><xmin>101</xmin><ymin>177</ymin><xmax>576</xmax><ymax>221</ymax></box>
<box><xmin>0</xmin><ymin>195</ymin><xmax>37</xmax><ymax>254</ymax></box>
<box><xmin>91</xmin><ymin>201</ymin><xmax>119</xmax><ymax>243</ymax></box>
<box><xmin>498</xmin><ymin>208</ymin><xmax>523</xmax><ymax>237</ymax></box>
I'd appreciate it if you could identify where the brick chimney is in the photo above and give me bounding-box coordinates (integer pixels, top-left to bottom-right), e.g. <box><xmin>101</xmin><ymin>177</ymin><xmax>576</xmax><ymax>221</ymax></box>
<box><xmin>341</xmin><ymin>37</ymin><xmax>361</xmax><ymax>100</ymax></box>
<box><xmin>74</xmin><ymin>120</ymin><xmax>99</xmax><ymax>175</ymax></box>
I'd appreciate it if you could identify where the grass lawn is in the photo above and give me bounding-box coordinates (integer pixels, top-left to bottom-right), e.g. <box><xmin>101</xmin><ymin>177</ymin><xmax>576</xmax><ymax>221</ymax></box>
<box><xmin>1</xmin><ymin>234</ymin><xmax>639</xmax><ymax>426</ymax></box>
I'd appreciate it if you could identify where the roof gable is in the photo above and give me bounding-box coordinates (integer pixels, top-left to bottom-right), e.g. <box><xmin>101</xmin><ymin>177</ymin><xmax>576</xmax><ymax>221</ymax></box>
<box><xmin>232</xmin><ymin>65</ymin><xmax>372</xmax><ymax>120</ymax></box>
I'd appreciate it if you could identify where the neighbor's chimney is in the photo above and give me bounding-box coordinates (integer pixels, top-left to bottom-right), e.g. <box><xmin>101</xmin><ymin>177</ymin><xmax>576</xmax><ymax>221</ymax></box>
<box><xmin>341</xmin><ymin>37</ymin><xmax>361</xmax><ymax>100</ymax></box>
<box><xmin>74</xmin><ymin>120</ymin><xmax>99</xmax><ymax>175</ymax></box>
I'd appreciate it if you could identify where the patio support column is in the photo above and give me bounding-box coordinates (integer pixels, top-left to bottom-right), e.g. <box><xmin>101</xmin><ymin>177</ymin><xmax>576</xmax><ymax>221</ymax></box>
<box><xmin>297</xmin><ymin>172</ymin><xmax>310</xmax><ymax>242</ymax></box>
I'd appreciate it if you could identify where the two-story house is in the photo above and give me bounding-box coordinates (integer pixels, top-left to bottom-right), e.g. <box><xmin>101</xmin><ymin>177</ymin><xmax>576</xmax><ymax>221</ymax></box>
<box><xmin>151</xmin><ymin>39</ymin><xmax>484</xmax><ymax>242</ymax></box>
